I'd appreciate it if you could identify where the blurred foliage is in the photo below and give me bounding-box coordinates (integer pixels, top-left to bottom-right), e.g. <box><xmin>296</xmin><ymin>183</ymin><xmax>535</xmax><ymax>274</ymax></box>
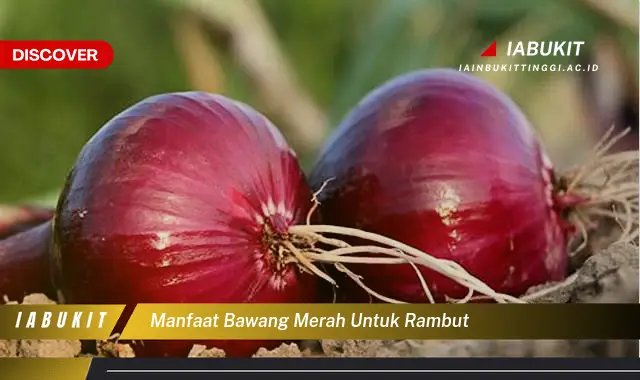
<box><xmin>0</xmin><ymin>0</ymin><xmax>638</xmax><ymax>204</ymax></box>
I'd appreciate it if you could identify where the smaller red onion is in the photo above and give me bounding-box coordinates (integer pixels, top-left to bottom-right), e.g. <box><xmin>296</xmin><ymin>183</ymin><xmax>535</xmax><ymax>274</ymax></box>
<box><xmin>292</xmin><ymin>69</ymin><xmax>639</xmax><ymax>305</ymax></box>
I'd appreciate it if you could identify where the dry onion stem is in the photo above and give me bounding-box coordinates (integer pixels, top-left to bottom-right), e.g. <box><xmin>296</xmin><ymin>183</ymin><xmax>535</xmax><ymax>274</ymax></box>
<box><xmin>562</xmin><ymin>127</ymin><xmax>639</xmax><ymax>251</ymax></box>
<box><xmin>288</xmin><ymin>127</ymin><xmax>638</xmax><ymax>304</ymax></box>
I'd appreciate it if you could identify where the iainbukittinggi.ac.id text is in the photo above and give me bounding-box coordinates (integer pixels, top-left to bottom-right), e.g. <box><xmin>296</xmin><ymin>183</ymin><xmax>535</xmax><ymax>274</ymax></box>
<box><xmin>458</xmin><ymin>63</ymin><xmax>599</xmax><ymax>72</ymax></box>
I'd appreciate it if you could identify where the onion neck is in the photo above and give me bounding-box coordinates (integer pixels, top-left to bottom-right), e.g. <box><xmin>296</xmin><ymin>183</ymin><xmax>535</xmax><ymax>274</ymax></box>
<box><xmin>0</xmin><ymin>221</ymin><xmax>56</xmax><ymax>303</ymax></box>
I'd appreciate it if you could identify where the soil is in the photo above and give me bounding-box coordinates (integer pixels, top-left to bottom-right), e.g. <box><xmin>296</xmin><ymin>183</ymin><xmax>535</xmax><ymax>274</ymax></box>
<box><xmin>1</xmin><ymin>242</ymin><xmax>638</xmax><ymax>358</ymax></box>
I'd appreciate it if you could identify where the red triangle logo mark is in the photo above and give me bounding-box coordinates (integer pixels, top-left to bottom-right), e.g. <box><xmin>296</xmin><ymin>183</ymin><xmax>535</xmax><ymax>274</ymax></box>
<box><xmin>481</xmin><ymin>41</ymin><xmax>497</xmax><ymax>57</ymax></box>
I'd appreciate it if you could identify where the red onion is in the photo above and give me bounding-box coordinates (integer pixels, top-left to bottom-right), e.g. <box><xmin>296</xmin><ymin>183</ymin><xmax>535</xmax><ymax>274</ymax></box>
<box><xmin>304</xmin><ymin>69</ymin><xmax>638</xmax><ymax>304</ymax></box>
<box><xmin>52</xmin><ymin>92</ymin><xmax>319</xmax><ymax>357</ymax></box>
<box><xmin>0</xmin><ymin>220</ymin><xmax>56</xmax><ymax>302</ymax></box>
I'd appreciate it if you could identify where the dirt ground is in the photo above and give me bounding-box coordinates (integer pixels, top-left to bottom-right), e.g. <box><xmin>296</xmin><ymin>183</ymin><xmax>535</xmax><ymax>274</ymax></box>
<box><xmin>0</xmin><ymin>242</ymin><xmax>638</xmax><ymax>358</ymax></box>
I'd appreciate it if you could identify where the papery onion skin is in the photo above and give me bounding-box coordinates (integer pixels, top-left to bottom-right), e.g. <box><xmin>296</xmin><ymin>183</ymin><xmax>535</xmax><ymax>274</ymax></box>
<box><xmin>0</xmin><ymin>220</ymin><xmax>56</xmax><ymax>302</ymax></box>
<box><xmin>53</xmin><ymin>92</ymin><xmax>318</xmax><ymax>357</ymax></box>
<box><xmin>310</xmin><ymin>69</ymin><xmax>570</xmax><ymax>303</ymax></box>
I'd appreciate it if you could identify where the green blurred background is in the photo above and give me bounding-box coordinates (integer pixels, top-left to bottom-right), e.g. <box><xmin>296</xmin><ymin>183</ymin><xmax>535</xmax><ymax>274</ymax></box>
<box><xmin>0</xmin><ymin>0</ymin><xmax>638</xmax><ymax>205</ymax></box>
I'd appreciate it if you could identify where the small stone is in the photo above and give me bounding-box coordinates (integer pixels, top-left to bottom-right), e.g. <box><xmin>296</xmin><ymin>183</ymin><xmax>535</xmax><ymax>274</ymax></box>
<box><xmin>21</xmin><ymin>294</ymin><xmax>56</xmax><ymax>305</ymax></box>
<box><xmin>11</xmin><ymin>293</ymin><xmax>81</xmax><ymax>358</ymax></box>
<box><xmin>253</xmin><ymin>343</ymin><xmax>302</xmax><ymax>357</ymax></box>
<box><xmin>96</xmin><ymin>341</ymin><xmax>136</xmax><ymax>358</ymax></box>
<box><xmin>187</xmin><ymin>345</ymin><xmax>226</xmax><ymax>358</ymax></box>
<box><xmin>298</xmin><ymin>340</ymin><xmax>323</xmax><ymax>354</ymax></box>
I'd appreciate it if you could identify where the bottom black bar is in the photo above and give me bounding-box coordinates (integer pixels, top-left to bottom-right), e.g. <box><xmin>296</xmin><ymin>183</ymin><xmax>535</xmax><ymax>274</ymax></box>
<box><xmin>87</xmin><ymin>357</ymin><xmax>640</xmax><ymax>380</ymax></box>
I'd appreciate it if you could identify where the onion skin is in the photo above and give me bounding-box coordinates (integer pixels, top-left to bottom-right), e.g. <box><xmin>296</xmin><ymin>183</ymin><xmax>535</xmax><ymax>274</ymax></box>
<box><xmin>0</xmin><ymin>220</ymin><xmax>56</xmax><ymax>302</ymax></box>
<box><xmin>53</xmin><ymin>92</ymin><xmax>318</xmax><ymax>357</ymax></box>
<box><xmin>310</xmin><ymin>69</ymin><xmax>569</xmax><ymax>302</ymax></box>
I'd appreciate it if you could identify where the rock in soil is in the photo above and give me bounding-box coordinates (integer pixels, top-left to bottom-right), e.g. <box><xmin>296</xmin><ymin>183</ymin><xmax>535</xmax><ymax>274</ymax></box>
<box><xmin>188</xmin><ymin>345</ymin><xmax>226</xmax><ymax>358</ymax></box>
<box><xmin>571</xmin><ymin>242</ymin><xmax>639</xmax><ymax>303</ymax></box>
<box><xmin>0</xmin><ymin>293</ymin><xmax>82</xmax><ymax>358</ymax></box>
<box><xmin>521</xmin><ymin>242</ymin><xmax>638</xmax><ymax>304</ymax></box>
<box><xmin>17</xmin><ymin>339</ymin><xmax>82</xmax><ymax>358</ymax></box>
<box><xmin>253</xmin><ymin>343</ymin><xmax>303</xmax><ymax>357</ymax></box>
<box><xmin>319</xmin><ymin>340</ymin><xmax>406</xmax><ymax>357</ymax></box>
<box><xmin>96</xmin><ymin>341</ymin><xmax>136</xmax><ymax>358</ymax></box>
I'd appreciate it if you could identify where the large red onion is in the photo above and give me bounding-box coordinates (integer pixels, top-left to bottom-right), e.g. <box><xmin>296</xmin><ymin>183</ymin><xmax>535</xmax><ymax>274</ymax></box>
<box><xmin>0</xmin><ymin>220</ymin><xmax>56</xmax><ymax>302</ymax></box>
<box><xmin>307</xmin><ymin>69</ymin><xmax>637</xmax><ymax>303</ymax></box>
<box><xmin>52</xmin><ymin>92</ymin><xmax>319</xmax><ymax>357</ymax></box>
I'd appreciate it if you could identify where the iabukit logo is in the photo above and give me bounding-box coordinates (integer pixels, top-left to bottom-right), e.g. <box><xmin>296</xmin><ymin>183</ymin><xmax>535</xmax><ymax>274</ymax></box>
<box><xmin>458</xmin><ymin>40</ymin><xmax>599</xmax><ymax>73</ymax></box>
